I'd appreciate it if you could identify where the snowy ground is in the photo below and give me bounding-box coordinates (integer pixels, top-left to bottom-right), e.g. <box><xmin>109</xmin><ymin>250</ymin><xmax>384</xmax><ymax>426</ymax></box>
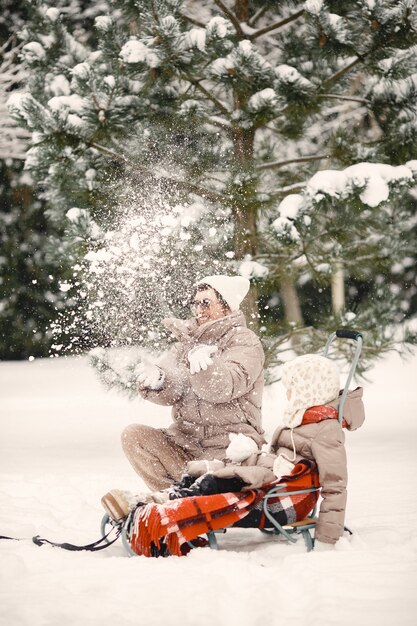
<box><xmin>1</xmin><ymin>349</ymin><xmax>417</xmax><ymax>626</ymax></box>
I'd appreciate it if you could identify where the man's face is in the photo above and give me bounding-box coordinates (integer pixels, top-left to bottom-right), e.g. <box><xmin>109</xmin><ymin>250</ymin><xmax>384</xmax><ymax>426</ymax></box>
<box><xmin>192</xmin><ymin>288</ymin><xmax>229</xmax><ymax>325</ymax></box>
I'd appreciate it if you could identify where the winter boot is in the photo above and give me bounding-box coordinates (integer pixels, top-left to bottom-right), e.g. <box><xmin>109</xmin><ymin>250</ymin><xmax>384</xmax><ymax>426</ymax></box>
<box><xmin>101</xmin><ymin>489</ymin><xmax>131</xmax><ymax>522</ymax></box>
<box><xmin>101</xmin><ymin>488</ymin><xmax>170</xmax><ymax>521</ymax></box>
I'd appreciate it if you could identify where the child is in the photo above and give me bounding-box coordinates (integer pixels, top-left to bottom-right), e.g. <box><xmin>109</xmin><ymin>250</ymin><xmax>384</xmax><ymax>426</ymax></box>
<box><xmin>269</xmin><ymin>353</ymin><xmax>365</xmax><ymax>549</ymax></box>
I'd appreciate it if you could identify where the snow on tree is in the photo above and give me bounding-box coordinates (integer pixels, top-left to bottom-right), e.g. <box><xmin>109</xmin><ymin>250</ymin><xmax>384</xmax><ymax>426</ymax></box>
<box><xmin>7</xmin><ymin>0</ymin><xmax>417</xmax><ymax>382</ymax></box>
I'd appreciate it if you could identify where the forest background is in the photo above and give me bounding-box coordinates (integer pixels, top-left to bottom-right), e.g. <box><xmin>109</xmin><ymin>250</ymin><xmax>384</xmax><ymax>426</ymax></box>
<box><xmin>1</xmin><ymin>0</ymin><xmax>417</xmax><ymax>383</ymax></box>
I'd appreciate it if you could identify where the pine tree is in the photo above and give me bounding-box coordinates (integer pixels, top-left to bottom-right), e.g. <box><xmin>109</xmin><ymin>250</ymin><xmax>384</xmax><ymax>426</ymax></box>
<box><xmin>8</xmin><ymin>0</ymin><xmax>417</xmax><ymax>381</ymax></box>
<box><xmin>0</xmin><ymin>0</ymin><xmax>119</xmax><ymax>359</ymax></box>
<box><xmin>0</xmin><ymin>2</ymin><xmax>64</xmax><ymax>359</ymax></box>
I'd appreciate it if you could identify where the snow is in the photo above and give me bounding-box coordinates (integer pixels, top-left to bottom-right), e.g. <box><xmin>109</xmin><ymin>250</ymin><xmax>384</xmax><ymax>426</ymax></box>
<box><xmin>45</xmin><ymin>8</ymin><xmax>60</xmax><ymax>22</ymax></box>
<box><xmin>239</xmin><ymin>21</ymin><xmax>257</xmax><ymax>36</ymax></box>
<box><xmin>304</xmin><ymin>0</ymin><xmax>324</xmax><ymax>16</ymax></box>
<box><xmin>95</xmin><ymin>16</ymin><xmax>113</xmax><ymax>31</ymax></box>
<box><xmin>184</xmin><ymin>28</ymin><xmax>206</xmax><ymax>51</ymax></box>
<box><xmin>328</xmin><ymin>13</ymin><xmax>344</xmax><ymax>29</ymax></box>
<box><xmin>119</xmin><ymin>40</ymin><xmax>159</xmax><ymax>68</ymax></box>
<box><xmin>239</xmin><ymin>259</ymin><xmax>269</xmax><ymax>280</ymax></box>
<box><xmin>307</xmin><ymin>162</ymin><xmax>414</xmax><ymax>207</ymax></box>
<box><xmin>58</xmin><ymin>282</ymin><xmax>72</xmax><ymax>293</ymax></box>
<box><xmin>277</xmin><ymin>193</ymin><xmax>304</xmax><ymax>219</ymax></box>
<box><xmin>66</xmin><ymin>207</ymin><xmax>87</xmax><ymax>222</ymax></box>
<box><xmin>47</xmin><ymin>94</ymin><xmax>86</xmax><ymax>114</ymax></box>
<box><xmin>248</xmin><ymin>88</ymin><xmax>278</xmax><ymax>113</ymax></box>
<box><xmin>67</xmin><ymin>113</ymin><xmax>87</xmax><ymax>129</ymax></box>
<box><xmin>104</xmin><ymin>75</ymin><xmax>116</xmax><ymax>89</ymax></box>
<box><xmin>206</xmin><ymin>16</ymin><xmax>233</xmax><ymax>39</ymax></box>
<box><xmin>210</xmin><ymin>57</ymin><xmax>235</xmax><ymax>77</ymax></box>
<box><xmin>406</xmin><ymin>159</ymin><xmax>417</xmax><ymax>173</ymax></box>
<box><xmin>71</xmin><ymin>62</ymin><xmax>91</xmax><ymax>80</ymax></box>
<box><xmin>21</xmin><ymin>42</ymin><xmax>46</xmax><ymax>62</ymax></box>
<box><xmin>6</xmin><ymin>92</ymin><xmax>30</xmax><ymax>115</ymax></box>
<box><xmin>275</xmin><ymin>64</ymin><xmax>312</xmax><ymax>88</ymax></box>
<box><xmin>272</xmin><ymin>216</ymin><xmax>300</xmax><ymax>240</ymax></box>
<box><xmin>1</xmin><ymin>348</ymin><xmax>416</xmax><ymax>625</ymax></box>
<box><xmin>49</xmin><ymin>74</ymin><xmax>71</xmax><ymax>96</ymax></box>
<box><xmin>238</xmin><ymin>40</ymin><xmax>254</xmax><ymax>55</ymax></box>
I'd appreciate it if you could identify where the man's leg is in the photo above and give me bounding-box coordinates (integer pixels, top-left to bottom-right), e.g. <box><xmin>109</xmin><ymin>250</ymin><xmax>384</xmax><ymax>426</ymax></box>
<box><xmin>121</xmin><ymin>424</ymin><xmax>193</xmax><ymax>491</ymax></box>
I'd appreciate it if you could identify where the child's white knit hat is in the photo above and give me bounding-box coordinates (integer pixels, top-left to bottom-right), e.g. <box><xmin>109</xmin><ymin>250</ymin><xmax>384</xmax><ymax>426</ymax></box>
<box><xmin>196</xmin><ymin>275</ymin><xmax>250</xmax><ymax>311</ymax></box>
<box><xmin>281</xmin><ymin>354</ymin><xmax>340</xmax><ymax>428</ymax></box>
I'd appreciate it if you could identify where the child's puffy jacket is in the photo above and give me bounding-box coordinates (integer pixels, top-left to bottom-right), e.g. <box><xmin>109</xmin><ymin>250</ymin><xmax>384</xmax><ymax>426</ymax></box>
<box><xmin>270</xmin><ymin>387</ymin><xmax>365</xmax><ymax>544</ymax></box>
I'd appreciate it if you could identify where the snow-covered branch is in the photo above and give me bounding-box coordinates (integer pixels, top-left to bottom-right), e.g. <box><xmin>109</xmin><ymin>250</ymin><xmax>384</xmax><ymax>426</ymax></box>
<box><xmin>87</xmin><ymin>139</ymin><xmax>227</xmax><ymax>203</ymax></box>
<box><xmin>249</xmin><ymin>9</ymin><xmax>305</xmax><ymax>41</ymax></box>
<box><xmin>213</xmin><ymin>0</ymin><xmax>245</xmax><ymax>38</ymax></box>
<box><xmin>323</xmin><ymin>57</ymin><xmax>363</xmax><ymax>86</ymax></box>
<box><xmin>205</xmin><ymin>115</ymin><xmax>231</xmax><ymax>130</ymax></box>
<box><xmin>86</xmin><ymin>140</ymin><xmax>130</xmax><ymax>163</ymax></box>
<box><xmin>182</xmin><ymin>14</ymin><xmax>206</xmax><ymax>29</ymax></box>
<box><xmin>0</xmin><ymin>41</ymin><xmax>30</xmax><ymax>160</ymax></box>
<box><xmin>247</xmin><ymin>5</ymin><xmax>269</xmax><ymax>28</ymax></box>
<box><xmin>268</xmin><ymin>182</ymin><xmax>308</xmax><ymax>197</ymax></box>
<box><xmin>184</xmin><ymin>77</ymin><xmax>230</xmax><ymax>115</ymax></box>
<box><xmin>319</xmin><ymin>93</ymin><xmax>371</xmax><ymax>105</ymax></box>
<box><xmin>257</xmin><ymin>154</ymin><xmax>330</xmax><ymax>171</ymax></box>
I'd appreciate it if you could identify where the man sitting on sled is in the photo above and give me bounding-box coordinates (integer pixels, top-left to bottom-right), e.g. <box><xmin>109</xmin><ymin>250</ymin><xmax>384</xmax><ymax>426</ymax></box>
<box><xmin>116</xmin><ymin>274</ymin><xmax>266</xmax><ymax>492</ymax></box>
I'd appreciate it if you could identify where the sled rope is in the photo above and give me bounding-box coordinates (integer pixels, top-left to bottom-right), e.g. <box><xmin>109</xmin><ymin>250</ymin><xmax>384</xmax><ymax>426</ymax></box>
<box><xmin>0</xmin><ymin>535</ymin><xmax>19</xmax><ymax>541</ymax></box>
<box><xmin>0</xmin><ymin>524</ymin><xmax>122</xmax><ymax>552</ymax></box>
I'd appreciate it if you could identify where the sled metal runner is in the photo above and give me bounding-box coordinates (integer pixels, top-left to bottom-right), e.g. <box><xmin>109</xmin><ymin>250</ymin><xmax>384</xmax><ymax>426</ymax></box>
<box><xmin>100</xmin><ymin>329</ymin><xmax>363</xmax><ymax>556</ymax></box>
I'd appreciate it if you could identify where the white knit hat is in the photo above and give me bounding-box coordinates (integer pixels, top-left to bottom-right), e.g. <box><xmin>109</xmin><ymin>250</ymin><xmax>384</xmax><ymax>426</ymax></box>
<box><xmin>195</xmin><ymin>275</ymin><xmax>250</xmax><ymax>311</ymax></box>
<box><xmin>281</xmin><ymin>354</ymin><xmax>340</xmax><ymax>428</ymax></box>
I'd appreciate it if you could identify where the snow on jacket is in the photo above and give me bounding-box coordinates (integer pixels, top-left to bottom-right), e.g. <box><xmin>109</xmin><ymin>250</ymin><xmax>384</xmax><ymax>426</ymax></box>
<box><xmin>270</xmin><ymin>387</ymin><xmax>365</xmax><ymax>544</ymax></box>
<box><xmin>139</xmin><ymin>311</ymin><xmax>265</xmax><ymax>458</ymax></box>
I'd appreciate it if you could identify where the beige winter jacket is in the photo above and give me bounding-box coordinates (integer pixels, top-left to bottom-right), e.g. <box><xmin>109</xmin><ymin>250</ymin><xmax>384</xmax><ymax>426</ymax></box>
<box><xmin>270</xmin><ymin>387</ymin><xmax>365</xmax><ymax>544</ymax></box>
<box><xmin>139</xmin><ymin>311</ymin><xmax>265</xmax><ymax>458</ymax></box>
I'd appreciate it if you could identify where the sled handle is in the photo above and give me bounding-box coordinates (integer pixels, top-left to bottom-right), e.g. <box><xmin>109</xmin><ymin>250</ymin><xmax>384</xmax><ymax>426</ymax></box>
<box><xmin>324</xmin><ymin>329</ymin><xmax>363</xmax><ymax>424</ymax></box>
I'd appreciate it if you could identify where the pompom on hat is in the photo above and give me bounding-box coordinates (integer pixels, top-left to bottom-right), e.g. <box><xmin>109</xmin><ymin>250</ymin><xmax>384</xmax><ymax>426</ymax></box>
<box><xmin>195</xmin><ymin>275</ymin><xmax>250</xmax><ymax>312</ymax></box>
<box><xmin>281</xmin><ymin>354</ymin><xmax>340</xmax><ymax>428</ymax></box>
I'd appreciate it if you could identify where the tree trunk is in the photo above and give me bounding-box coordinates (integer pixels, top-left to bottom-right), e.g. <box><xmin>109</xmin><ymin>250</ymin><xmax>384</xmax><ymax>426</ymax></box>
<box><xmin>331</xmin><ymin>260</ymin><xmax>345</xmax><ymax>315</ymax></box>
<box><xmin>231</xmin><ymin>123</ymin><xmax>259</xmax><ymax>328</ymax></box>
<box><xmin>231</xmin><ymin>133</ymin><xmax>257</xmax><ymax>260</ymax></box>
<box><xmin>280</xmin><ymin>275</ymin><xmax>304</xmax><ymax>326</ymax></box>
<box><xmin>231</xmin><ymin>125</ymin><xmax>257</xmax><ymax>260</ymax></box>
<box><xmin>234</xmin><ymin>0</ymin><xmax>249</xmax><ymax>23</ymax></box>
<box><xmin>240</xmin><ymin>283</ymin><xmax>259</xmax><ymax>328</ymax></box>
<box><xmin>229</xmin><ymin>0</ymin><xmax>258</xmax><ymax>325</ymax></box>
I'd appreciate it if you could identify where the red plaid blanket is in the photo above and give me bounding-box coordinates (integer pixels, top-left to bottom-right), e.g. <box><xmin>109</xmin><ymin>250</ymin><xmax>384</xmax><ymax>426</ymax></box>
<box><xmin>127</xmin><ymin>461</ymin><xmax>319</xmax><ymax>557</ymax></box>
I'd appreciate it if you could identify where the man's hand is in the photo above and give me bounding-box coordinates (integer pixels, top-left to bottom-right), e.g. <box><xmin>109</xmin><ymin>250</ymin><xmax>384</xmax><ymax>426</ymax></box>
<box><xmin>135</xmin><ymin>360</ymin><xmax>165</xmax><ymax>390</ymax></box>
<box><xmin>187</xmin><ymin>344</ymin><xmax>218</xmax><ymax>375</ymax></box>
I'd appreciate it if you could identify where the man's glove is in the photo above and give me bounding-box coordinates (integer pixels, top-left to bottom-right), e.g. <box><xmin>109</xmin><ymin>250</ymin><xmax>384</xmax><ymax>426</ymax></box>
<box><xmin>226</xmin><ymin>433</ymin><xmax>258</xmax><ymax>463</ymax></box>
<box><xmin>135</xmin><ymin>360</ymin><xmax>165</xmax><ymax>390</ymax></box>
<box><xmin>187</xmin><ymin>344</ymin><xmax>218</xmax><ymax>375</ymax></box>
